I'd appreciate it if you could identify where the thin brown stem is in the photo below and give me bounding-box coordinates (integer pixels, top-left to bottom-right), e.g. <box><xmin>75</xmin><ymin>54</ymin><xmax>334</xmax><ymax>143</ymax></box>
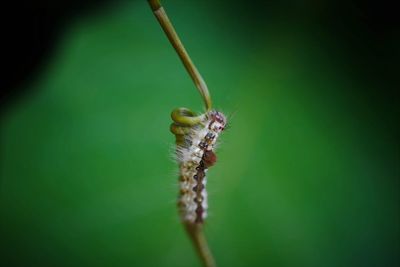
<box><xmin>185</xmin><ymin>223</ymin><xmax>216</xmax><ymax>267</ymax></box>
<box><xmin>148</xmin><ymin>1</ymin><xmax>217</xmax><ymax>267</ymax></box>
<box><xmin>148</xmin><ymin>0</ymin><xmax>212</xmax><ymax>111</ymax></box>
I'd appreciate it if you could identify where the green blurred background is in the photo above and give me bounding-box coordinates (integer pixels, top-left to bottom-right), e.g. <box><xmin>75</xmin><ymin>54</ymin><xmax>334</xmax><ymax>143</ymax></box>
<box><xmin>1</xmin><ymin>1</ymin><xmax>399</xmax><ymax>267</ymax></box>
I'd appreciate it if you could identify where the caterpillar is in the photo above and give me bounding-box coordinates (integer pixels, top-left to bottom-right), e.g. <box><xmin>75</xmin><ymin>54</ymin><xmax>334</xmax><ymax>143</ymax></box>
<box><xmin>172</xmin><ymin>109</ymin><xmax>227</xmax><ymax>223</ymax></box>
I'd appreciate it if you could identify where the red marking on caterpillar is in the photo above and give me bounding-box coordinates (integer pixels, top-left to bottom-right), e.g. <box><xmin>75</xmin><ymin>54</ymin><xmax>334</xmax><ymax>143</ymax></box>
<box><xmin>176</xmin><ymin>110</ymin><xmax>227</xmax><ymax>223</ymax></box>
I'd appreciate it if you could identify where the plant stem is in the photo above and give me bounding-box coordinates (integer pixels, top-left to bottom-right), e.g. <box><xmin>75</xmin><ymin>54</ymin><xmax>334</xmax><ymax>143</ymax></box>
<box><xmin>148</xmin><ymin>0</ymin><xmax>212</xmax><ymax>111</ymax></box>
<box><xmin>185</xmin><ymin>223</ymin><xmax>217</xmax><ymax>267</ymax></box>
<box><xmin>148</xmin><ymin>1</ymin><xmax>217</xmax><ymax>267</ymax></box>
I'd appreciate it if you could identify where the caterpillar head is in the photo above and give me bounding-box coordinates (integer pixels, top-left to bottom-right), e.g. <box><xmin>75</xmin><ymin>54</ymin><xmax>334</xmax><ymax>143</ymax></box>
<box><xmin>208</xmin><ymin>110</ymin><xmax>227</xmax><ymax>133</ymax></box>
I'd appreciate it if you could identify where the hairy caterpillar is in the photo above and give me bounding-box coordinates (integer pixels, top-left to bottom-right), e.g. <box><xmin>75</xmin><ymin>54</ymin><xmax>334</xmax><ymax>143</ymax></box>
<box><xmin>172</xmin><ymin>109</ymin><xmax>227</xmax><ymax>223</ymax></box>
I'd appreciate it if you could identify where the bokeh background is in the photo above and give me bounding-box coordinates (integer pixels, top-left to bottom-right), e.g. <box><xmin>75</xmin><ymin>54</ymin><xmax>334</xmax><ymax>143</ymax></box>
<box><xmin>1</xmin><ymin>1</ymin><xmax>399</xmax><ymax>267</ymax></box>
